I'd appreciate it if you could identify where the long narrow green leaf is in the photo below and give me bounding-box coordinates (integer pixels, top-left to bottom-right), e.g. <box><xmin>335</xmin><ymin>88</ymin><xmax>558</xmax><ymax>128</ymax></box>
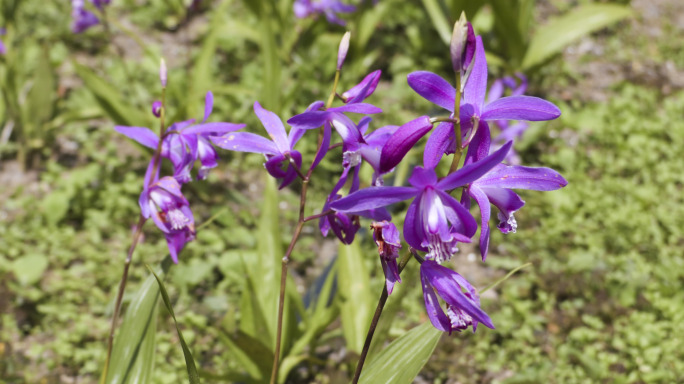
<box><xmin>106</xmin><ymin>259</ymin><xmax>172</xmax><ymax>384</ymax></box>
<box><xmin>26</xmin><ymin>46</ymin><xmax>55</xmax><ymax>127</ymax></box>
<box><xmin>359</xmin><ymin>322</ymin><xmax>442</xmax><ymax>384</ymax></box>
<box><xmin>73</xmin><ymin>63</ymin><xmax>150</xmax><ymax>127</ymax></box>
<box><xmin>421</xmin><ymin>0</ymin><xmax>451</xmax><ymax>45</ymax></box>
<box><xmin>146</xmin><ymin>264</ymin><xmax>200</xmax><ymax>384</ymax></box>
<box><xmin>521</xmin><ymin>4</ymin><xmax>633</xmax><ymax>70</ymax></box>
<box><xmin>337</xmin><ymin>241</ymin><xmax>372</xmax><ymax>354</ymax></box>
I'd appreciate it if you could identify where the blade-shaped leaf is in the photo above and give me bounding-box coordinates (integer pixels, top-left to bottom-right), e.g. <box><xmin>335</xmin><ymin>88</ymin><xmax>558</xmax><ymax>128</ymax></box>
<box><xmin>146</xmin><ymin>264</ymin><xmax>200</xmax><ymax>384</ymax></box>
<box><xmin>421</xmin><ymin>0</ymin><xmax>451</xmax><ymax>45</ymax></box>
<box><xmin>522</xmin><ymin>4</ymin><xmax>633</xmax><ymax>69</ymax></box>
<box><xmin>105</xmin><ymin>258</ymin><xmax>172</xmax><ymax>384</ymax></box>
<box><xmin>359</xmin><ymin>322</ymin><xmax>442</xmax><ymax>384</ymax></box>
<box><xmin>338</xmin><ymin>241</ymin><xmax>372</xmax><ymax>354</ymax></box>
<box><xmin>26</xmin><ymin>46</ymin><xmax>56</xmax><ymax>127</ymax></box>
<box><xmin>73</xmin><ymin>63</ymin><xmax>150</xmax><ymax>127</ymax></box>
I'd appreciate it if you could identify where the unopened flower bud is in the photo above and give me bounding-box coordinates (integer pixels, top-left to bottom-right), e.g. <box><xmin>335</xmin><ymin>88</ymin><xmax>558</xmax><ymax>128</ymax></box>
<box><xmin>450</xmin><ymin>12</ymin><xmax>468</xmax><ymax>74</ymax></box>
<box><xmin>152</xmin><ymin>101</ymin><xmax>162</xmax><ymax>117</ymax></box>
<box><xmin>160</xmin><ymin>58</ymin><xmax>167</xmax><ymax>87</ymax></box>
<box><xmin>337</xmin><ymin>31</ymin><xmax>351</xmax><ymax>70</ymax></box>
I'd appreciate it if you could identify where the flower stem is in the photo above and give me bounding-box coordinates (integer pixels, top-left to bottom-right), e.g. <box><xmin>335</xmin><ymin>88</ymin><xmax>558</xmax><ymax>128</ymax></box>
<box><xmin>351</xmin><ymin>251</ymin><xmax>412</xmax><ymax>384</ymax></box>
<box><xmin>270</xmin><ymin>164</ymin><xmax>314</xmax><ymax>384</ymax></box>
<box><xmin>326</xmin><ymin>70</ymin><xmax>341</xmax><ymax>109</ymax></box>
<box><xmin>102</xmin><ymin>214</ymin><xmax>146</xmax><ymax>382</ymax></box>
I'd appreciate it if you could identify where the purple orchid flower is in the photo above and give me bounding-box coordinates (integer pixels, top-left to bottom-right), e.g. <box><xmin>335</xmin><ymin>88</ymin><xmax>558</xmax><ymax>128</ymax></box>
<box><xmin>0</xmin><ymin>28</ymin><xmax>6</xmax><ymax>55</ymax></box>
<box><xmin>139</xmin><ymin>176</ymin><xmax>195</xmax><ymax>263</ymax></box>
<box><xmin>487</xmin><ymin>74</ymin><xmax>530</xmax><ymax>165</ymax></box>
<box><xmin>371</xmin><ymin>221</ymin><xmax>402</xmax><ymax>295</ymax></box>
<box><xmin>331</xmin><ymin>141</ymin><xmax>512</xmax><ymax>263</ymax></box>
<box><xmin>319</xmin><ymin>157</ymin><xmax>391</xmax><ymax>244</ymax></box>
<box><xmin>115</xmin><ymin>92</ymin><xmax>245</xmax><ymax>183</ymax></box>
<box><xmin>462</xmin><ymin>124</ymin><xmax>567</xmax><ymax>261</ymax></box>
<box><xmin>71</xmin><ymin>0</ymin><xmax>110</xmax><ymax>33</ymax></box>
<box><xmin>293</xmin><ymin>0</ymin><xmax>356</xmax><ymax>26</ymax></box>
<box><xmin>408</xmin><ymin>36</ymin><xmax>561</xmax><ymax>169</ymax></box>
<box><xmin>212</xmin><ymin>102</ymin><xmax>304</xmax><ymax>189</ymax></box>
<box><xmin>421</xmin><ymin>260</ymin><xmax>493</xmax><ymax>333</ymax></box>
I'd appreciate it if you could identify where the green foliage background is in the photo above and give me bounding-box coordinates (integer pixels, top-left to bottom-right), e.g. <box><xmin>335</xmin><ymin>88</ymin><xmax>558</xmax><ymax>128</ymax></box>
<box><xmin>1</xmin><ymin>0</ymin><xmax>683</xmax><ymax>382</ymax></box>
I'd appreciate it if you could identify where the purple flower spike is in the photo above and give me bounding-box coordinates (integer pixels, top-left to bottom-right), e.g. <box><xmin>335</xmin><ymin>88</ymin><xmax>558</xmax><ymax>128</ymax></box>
<box><xmin>379</xmin><ymin>115</ymin><xmax>433</xmax><ymax>174</ymax></box>
<box><xmin>331</xmin><ymin>141</ymin><xmax>513</xmax><ymax>262</ymax></box>
<box><xmin>139</xmin><ymin>176</ymin><xmax>196</xmax><ymax>263</ymax></box>
<box><xmin>421</xmin><ymin>260</ymin><xmax>494</xmax><ymax>333</ymax></box>
<box><xmin>212</xmin><ymin>102</ymin><xmax>304</xmax><ymax>189</ymax></box>
<box><xmin>371</xmin><ymin>221</ymin><xmax>402</xmax><ymax>295</ymax></box>
<box><xmin>71</xmin><ymin>2</ymin><xmax>100</xmax><ymax>34</ymax></box>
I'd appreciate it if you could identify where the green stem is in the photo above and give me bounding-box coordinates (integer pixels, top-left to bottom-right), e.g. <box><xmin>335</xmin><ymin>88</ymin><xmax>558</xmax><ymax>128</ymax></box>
<box><xmin>351</xmin><ymin>251</ymin><xmax>412</xmax><ymax>384</ymax></box>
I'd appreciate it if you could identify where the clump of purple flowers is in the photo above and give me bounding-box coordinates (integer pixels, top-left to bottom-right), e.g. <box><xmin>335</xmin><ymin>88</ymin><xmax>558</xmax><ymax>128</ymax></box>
<box><xmin>114</xmin><ymin>63</ymin><xmax>245</xmax><ymax>262</ymax></box>
<box><xmin>327</xmin><ymin>18</ymin><xmax>567</xmax><ymax>333</ymax></box>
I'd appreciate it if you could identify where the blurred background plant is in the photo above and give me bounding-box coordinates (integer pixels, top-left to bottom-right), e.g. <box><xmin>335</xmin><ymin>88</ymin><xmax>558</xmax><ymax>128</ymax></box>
<box><xmin>2</xmin><ymin>0</ymin><xmax>684</xmax><ymax>383</ymax></box>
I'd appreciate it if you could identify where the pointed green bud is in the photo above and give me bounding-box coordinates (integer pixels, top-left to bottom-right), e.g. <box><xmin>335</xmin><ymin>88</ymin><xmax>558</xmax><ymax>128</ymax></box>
<box><xmin>450</xmin><ymin>12</ymin><xmax>468</xmax><ymax>74</ymax></box>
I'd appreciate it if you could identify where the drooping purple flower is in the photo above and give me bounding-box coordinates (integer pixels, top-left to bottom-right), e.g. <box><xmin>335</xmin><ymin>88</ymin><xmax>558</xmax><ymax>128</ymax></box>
<box><xmin>319</xmin><ymin>158</ymin><xmax>391</xmax><ymax>244</ymax></box>
<box><xmin>151</xmin><ymin>101</ymin><xmax>162</xmax><ymax>118</ymax></box>
<box><xmin>421</xmin><ymin>260</ymin><xmax>493</xmax><ymax>333</ymax></box>
<box><xmin>371</xmin><ymin>221</ymin><xmax>402</xmax><ymax>295</ymax></box>
<box><xmin>139</xmin><ymin>176</ymin><xmax>195</xmax><ymax>263</ymax></box>
<box><xmin>408</xmin><ymin>36</ymin><xmax>560</xmax><ymax>169</ymax></box>
<box><xmin>462</xmin><ymin>124</ymin><xmax>567</xmax><ymax>260</ymax></box>
<box><xmin>331</xmin><ymin>141</ymin><xmax>512</xmax><ymax>263</ymax></box>
<box><xmin>115</xmin><ymin>92</ymin><xmax>245</xmax><ymax>183</ymax></box>
<box><xmin>71</xmin><ymin>0</ymin><xmax>110</xmax><ymax>33</ymax></box>
<box><xmin>294</xmin><ymin>0</ymin><xmax>356</xmax><ymax>26</ymax></box>
<box><xmin>212</xmin><ymin>102</ymin><xmax>304</xmax><ymax>189</ymax></box>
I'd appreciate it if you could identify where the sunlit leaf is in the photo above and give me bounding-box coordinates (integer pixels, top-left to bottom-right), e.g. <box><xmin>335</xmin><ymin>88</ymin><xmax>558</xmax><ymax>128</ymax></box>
<box><xmin>106</xmin><ymin>259</ymin><xmax>172</xmax><ymax>384</ymax></box>
<box><xmin>338</xmin><ymin>240</ymin><xmax>372</xmax><ymax>354</ymax></box>
<box><xmin>522</xmin><ymin>4</ymin><xmax>633</xmax><ymax>69</ymax></box>
<box><xmin>146</xmin><ymin>264</ymin><xmax>200</xmax><ymax>384</ymax></box>
<box><xmin>359</xmin><ymin>322</ymin><xmax>442</xmax><ymax>384</ymax></box>
<box><xmin>73</xmin><ymin>63</ymin><xmax>150</xmax><ymax>127</ymax></box>
<box><xmin>421</xmin><ymin>0</ymin><xmax>451</xmax><ymax>45</ymax></box>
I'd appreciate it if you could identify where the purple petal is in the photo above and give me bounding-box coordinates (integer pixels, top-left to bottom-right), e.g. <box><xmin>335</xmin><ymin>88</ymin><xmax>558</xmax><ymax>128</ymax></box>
<box><xmin>330</xmin><ymin>113</ymin><xmax>364</xmax><ymax>147</ymax></box>
<box><xmin>482</xmin><ymin>187</ymin><xmax>525</xmax><ymax>218</ymax></box>
<box><xmin>114</xmin><ymin>126</ymin><xmax>159</xmax><ymax>149</ymax></box>
<box><xmin>435</xmin><ymin>190</ymin><xmax>478</xmax><ymax>238</ymax></box>
<box><xmin>330</xmin><ymin>103</ymin><xmax>382</xmax><ymax>115</ymax></box>
<box><xmin>287</xmin><ymin>111</ymin><xmax>329</xmax><ymax>129</ymax></box>
<box><xmin>203</xmin><ymin>91</ymin><xmax>214</xmax><ymax>122</ymax></box>
<box><xmin>210</xmin><ymin>132</ymin><xmax>278</xmax><ymax>154</ymax></box>
<box><xmin>423</xmin><ymin>122</ymin><xmax>455</xmax><ymax>170</ymax></box>
<box><xmin>463</xmin><ymin>121</ymin><xmax>491</xmax><ymax>166</ymax></box>
<box><xmin>463</xmin><ymin>36</ymin><xmax>487</xmax><ymax>112</ymax></box>
<box><xmin>343</xmin><ymin>70</ymin><xmax>382</xmax><ymax>104</ymax></box>
<box><xmin>309</xmin><ymin>122</ymin><xmax>331</xmax><ymax>172</ymax></box>
<box><xmin>183</xmin><ymin>122</ymin><xmax>246</xmax><ymax>136</ymax></box>
<box><xmin>380</xmin><ymin>116</ymin><xmax>433</xmax><ymax>173</ymax></box>
<box><xmin>330</xmin><ymin>186</ymin><xmax>418</xmax><ymax>212</ymax></box>
<box><xmin>421</xmin><ymin>267</ymin><xmax>451</xmax><ymax>332</ymax></box>
<box><xmin>437</xmin><ymin>141</ymin><xmax>512</xmax><ymax>191</ymax></box>
<box><xmin>382</xmin><ymin>258</ymin><xmax>401</xmax><ymax>295</ymax></box>
<box><xmin>254</xmin><ymin>101</ymin><xmax>290</xmax><ymax>153</ymax></box>
<box><xmin>482</xmin><ymin>96</ymin><xmax>561</xmax><ymax>122</ymax></box>
<box><xmin>407</xmin><ymin>71</ymin><xmax>455</xmax><ymax>112</ymax></box>
<box><xmin>477</xmin><ymin>165</ymin><xmax>567</xmax><ymax>191</ymax></box>
<box><xmin>468</xmin><ymin>186</ymin><xmax>491</xmax><ymax>261</ymax></box>
<box><xmin>403</xmin><ymin>196</ymin><xmax>427</xmax><ymax>251</ymax></box>
<box><xmin>407</xmin><ymin>166</ymin><xmax>438</xmax><ymax>189</ymax></box>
